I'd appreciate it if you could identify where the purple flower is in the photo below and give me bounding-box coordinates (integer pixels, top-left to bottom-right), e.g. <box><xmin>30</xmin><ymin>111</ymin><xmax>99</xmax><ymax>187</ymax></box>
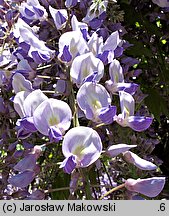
<box><xmin>106</xmin><ymin>80</ymin><xmax>139</xmax><ymax>95</ymax></box>
<box><xmin>115</xmin><ymin>91</ymin><xmax>153</xmax><ymax>131</ymax></box>
<box><xmin>14</xmin><ymin>145</ymin><xmax>42</xmax><ymax>172</ymax></box>
<box><xmin>8</xmin><ymin>171</ymin><xmax>36</xmax><ymax>188</ymax></box>
<box><xmin>109</xmin><ymin>59</ymin><xmax>124</xmax><ymax>83</ymax></box>
<box><xmin>60</xmin><ymin>126</ymin><xmax>102</xmax><ymax>174</ymax></box>
<box><xmin>14</xmin><ymin>89</ymin><xmax>48</xmax><ymax>118</ymax></box>
<box><xmin>14</xmin><ymin>18</ymin><xmax>55</xmax><ymax>64</ymax></box>
<box><xmin>12</xmin><ymin>73</ymin><xmax>34</xmax><ymax>94</ymax></box>
<box><xmin>71</xmin><ymin>15</ymin><xmax>88</xmax><ymax>33</ymax></box>
<box><xmin>13</xmin><ymin>89</ymin><xmax>48</xmax><ymax>138</ymax></box>
<box><xmin>152</xmin><ymin>0</ymin><xmax>169</xmax><ymax>7</ymax></box>
<box><xmin>49</xmin><ymin>6</ymin><xmax>68</xmax><ymax>30</ymax></box>
<box><xmin>77</xmin><ymin>82</ymin><xmax>116</xmax><ymax>123</ymax></box>
<box><xmin>105</xmin><ymin>59</ymin><xmax>138</xmax><ymax>95</ymax></box>
<box><xmin>106</xmin><ymin>144</ymin><xmax>137</xmax><ymax>158</ymax></box>
<box><xmin>70</xmin><ymin>52</ymin><xmax>104</xmax><ymax>87</ymax></box>
<box><xmin>88</xmin><ymin>31</ymin><xmax>121</xmax><ymax>64</ymax></box>
<box><xmin>123</xmin><ymin>151</ymin><xmax>157</xmax><ymax>170</ymax></box>
<box><xmin>15</xmin><ymin>59</ymin><xmax>36</xmax><ymax>80</ymax></box>
<box><xmin>82</xmin><ymin>0</ymin><xmax>108</xmax><ymax>23</ymax></box>
<box><xmin>33</xmin><ymin>98</ymin><xmax>72</xmax><ymax>141</ymax></box>
<box><xmin>58</xmin><ymin>30</ymin><xmax>89</xmax><ymax>64</ymax></box>
<box><xmin>65</xmin><ymin>0</ymin><xmax>78</xmax><ymax>8</ymax></box>
<box><xmin>88</xmin><ymin>32</ymin><xmax>103</xmax><ymax>56</ymax></box>
<box><xmin>125</xmin><ymin>177</ymin><xmax>165</xmax><ymax>197</ymax></box>
<box><xmin>19</xmin><ymin>0</ymin><xmax>47</xmax><ymax>22</ymax></box>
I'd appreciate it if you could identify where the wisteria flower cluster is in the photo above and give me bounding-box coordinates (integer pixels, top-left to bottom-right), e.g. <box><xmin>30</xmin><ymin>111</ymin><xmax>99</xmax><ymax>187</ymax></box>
<box><xmin>0</xmin><ymin>0</ymin><xmax>168</xmax><ymax>200</ymax></box>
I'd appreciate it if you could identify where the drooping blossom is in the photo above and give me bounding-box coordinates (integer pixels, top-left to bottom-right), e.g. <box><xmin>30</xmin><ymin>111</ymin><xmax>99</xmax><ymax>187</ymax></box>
<box><xmin>13</xmin><ymin>89</ymin><xmax>48</xmax><ymax>138</ymax></box>
<box><xmin>14</xmin><ymin>59</ymin><xmax>36</xmax><ymax>80</ymax></box>
<box><xmin>49</xmin><ymin>6</ymin><xmax>68</xmax><ymax>30</ymax></box>
<box><xmin>123</xmin><ymin>151</ymin><xmax>157</xmax><ymax>170</ymax></box>
<box><xmin>71</xmin><ymin>15</ymin><xmax>89</xmax><ymax>40</ymax></box>
<box><xmin>58</xmin><ymin>30</ymin><xmax>89</xmax><ymax>64</ymax></box>
<box><xmin>19</xmin><ymin>0</ymin><xmax>48</xmax><ymax>22</ymax></box>
<box><xmin>14</xmin><ymin>18</ymin><xmax>55</xmax><ymax>64</ymax></box>
<box><xmin>33</xmin><ymin>98</ymin><xmax>72</xmax><ymax>142</ymax></box>
<box><xmin>13</xmin><ymin>145</ymin><xmax>42</xmax><ymax>172</ymax></box>
<box><xmin>115</xmin><ymin>91</ymin><xmax>153</xmax><ymax>131</ymax></box>
<box><xmin>88</xmin><ymin>31</ymin><xmax>121</xmax><ymax>64</ymax></box>
<box><xmin>60</xmin><ymin>126</ymin><xmax>102</xmax><ymax>174</ymax></box>
<box><xmin>70</xmin><ymin>52</ymin><xmax>104</xmax><ymax>87</ymax></box>
<box><xmin>125</xmin><ymin>177</ymin><xmax>165</xmax><ymax>197</ymax></box>
<box><xmin>8</xmin><ymin>165</ymin><xmax>40</xmax><ymax>188</ymax></box>
<box><xmin>105</xmin><ymin>59</ymin><xmax>138</xmax><ymax>95</ymax></box>
<box><xmin>65</xmin><ymin>0</ymin><xmax>78</xmax><ymax>8</ymax></box>
<box><xmin>77</xmin><ymin>82</ymin><xmax>116</xmax><ymax>123</ymax></box>
<box><xmin>152</xmin><ymin>0</ymin><xmax>169</xmax><ymax>7</ymax></box>
<box><xmin>12</xmin><ymin>73</ymin><xmax>34</xmax><ymax>94</ymax></box>
<box><xmin>105</xmin><ymin>144</ymin><xmax>137</xmax><ymax>158</ymax></box>
<box><xmin>71</xmin><ymin>15</ymin><xmax>88</xmax><ymax>32</ymax></box>
<box><xmin>82</xmin><ymin>0</ymin><xmax>108</xmax><ymax>23</ymax></box>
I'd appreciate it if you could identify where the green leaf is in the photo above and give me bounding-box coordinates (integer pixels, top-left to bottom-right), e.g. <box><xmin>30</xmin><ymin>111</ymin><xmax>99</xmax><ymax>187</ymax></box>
<box><xmin>145</xmin><ymin>89</ymin><xmax>169</xmax><ymax>122</ymax></box>
<box><xmin>51</xmin><ymin>172</ymin><xmax>70</xmax><ymax>200</ymax></box>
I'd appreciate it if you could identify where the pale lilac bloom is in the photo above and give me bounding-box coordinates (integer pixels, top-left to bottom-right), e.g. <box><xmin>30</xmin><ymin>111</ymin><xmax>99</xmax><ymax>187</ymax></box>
<box><xmin>0</xmin><ymin>49</ymin><xmax>17</xmax><ymax>68</ymax></box>
<box><xmin>19</xmin><ymin>0</ymin><xmax>47</xmax><ymax>22</ymax></box>
<box><xmin>123</xmin><ymin>151</ymin><xmax>157</xmax><ymax>170</ymax></box>
<box><xmin>33</xmin><ymin>98</ymin><xmax>72</xmax><ymax>142</ymax></box>
<box><xmin>49</xmin><ymin>6</ymin><xmax>68</xmax><ymax>30</ymax></box>
<box><xmin>60</xmin><ymin>126</ymin><xmax>102</xmax><ymax>174</ymax></box>
<box><xmin>14</xmin><ymin>18</ymin><xmax>55</xmax><ymax>64</ymax></box>
<box><xmin>65</xmin><ymin>0</ymin><xmax>78</xmax><ymax>8</ymax></box>
<box><xmin>8</xmin><ymin>171</ymin><xmax>36</xmax><ymax>188</ymax></box>
<box><xmin>125</xmin><ymin>177</ymin><xmax>165</xmax><ymax>197</ymax></box>
<box><xmin>152</xmin><ymin>0</ymin><xmax>169</xmax><ymax>7</ymax></box>
<box><xmin>106</xmin><ymin>144</ymin><xmax>137</xmax><ymax>158</ymax></box>
<box><xmin>82</xmin><ymin>0</ymin><xmax>108</xmax><ymax>23</ymax></box>
<box><xmin>71</xmin><ymin>15</ymin><xmax>88</xmax><ymax>32</ymax></box>
<box><xmin>70</xmin><ymin>52</ymin><xmax>104</xmax><ymax>87</ymax></box>
<box><xmin>58</xmin><ymin>30</ymin><xmax>89</xmax><ymax>64</ymax></box>
<box><xmin>105</xmin><ymin>59</ymin><xmax>138</xmax><ymax>95</ymax></box>
<box><xmin>13</xmin><ymin>89</ymin><xmax>48</xmax><ymax>138</ymax></box>
<box><xmin>13</xmin><ymin>91</ymin><xmax>30</xmax><ymax>119</ymax></box>
<box><xmin>14</xmin><ymin>145</ymin><xmax>42</xmax><ymax>172</ymax></box>
<box><xmin>12</xmin><ymin>73</ymin><xmax>34</xmax><ymax>94</ymax></box>
<box><xmin>15</xmin><ymin>59</ymin><xmax>36</xmax><ymax>80</ymax></box>
<box><xmin>115</xmin><ymin>91</ymin><xmax>153</xmax><ymax>131</ymax></box>
<box><xmin>77</xmin><ymin>82</ymin><xmax>116</xmax><ymax>123</ymax></box>
<box><xmin>88</xmin><ymin>31</ymin><xmax>121</xmax><ymax>64</ymax></box>
<box><xmin>88</xmin><ymin>32</ymin><xmax>103</xmax><ymax>56</ymax></box>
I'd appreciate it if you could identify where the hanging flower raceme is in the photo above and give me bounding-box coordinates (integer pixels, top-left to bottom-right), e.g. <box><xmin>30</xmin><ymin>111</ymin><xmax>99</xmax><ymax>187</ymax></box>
<box><xmin>33</xmin><ymin>98</ymin><xmax>72</xmax><ymax>142</ymax></box>
<box><xmin>60</xmin><ymin>126</ymin><xmax>102</xmax><ymax>174</ymax></box>
<box><xmin>70</xmin><ymin>52</ymin><xmax>104</xmax><ymax>87</ymax></box>
<box><xmin>115</xmin><ymin>91</ymin><xmax>153</xmax><ymax>131</ymax></box>
<box><xmin>105</xmin><ymin>59</ymin><xmax>138</xmax><ymax>95</ymax></box>
<box><xmin>49</xmin><ymin>6</ymin><xmax>68</xmax><ymax>30</ymax></box>
<box><xmin>77</xmin><ymin>82</ymin><xmax>116</xmax><ymax>124</ymax></box>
